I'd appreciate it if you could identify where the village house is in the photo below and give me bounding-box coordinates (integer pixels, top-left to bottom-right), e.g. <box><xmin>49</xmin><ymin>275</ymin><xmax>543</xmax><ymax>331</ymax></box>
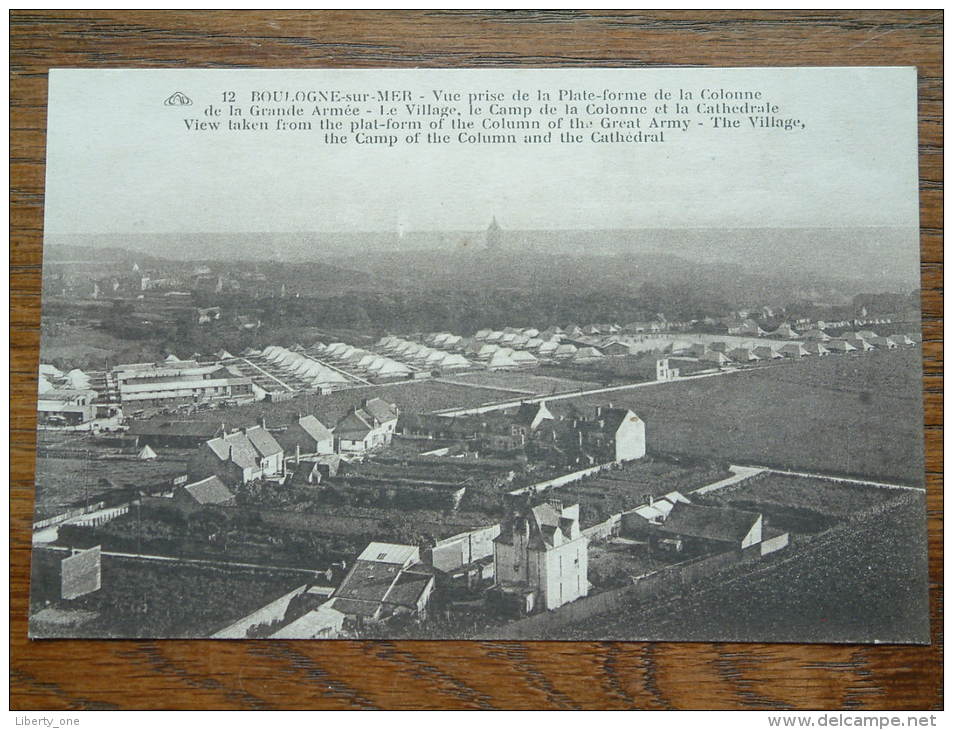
<box><xmin>172</xmin><ymin>475</ymin><xmax>235</xmax><ymax>508</ymax></box>
<box><xmin>334</xmin><ymin>398</ymin><xmax>399</xmax><ymax>455</ymax></box>
<box><xmin>653</xmin><ymin>501</ymin><xmax>762</xmax><ymax>554</ymax></box>
<box><xmin>424</xmin><ymin>524</ymin><xmax>501</xmax><ymax>596</ymax></box>
<box><xmin>286</xmin><ymin>455</ymin><xmax>341</xmax><ymax>487</ymax></box>
<box><xmin>536</xmin><ymin>404</ymin><xmax>647</xmax><ymax>464</ymax></box>
<box><xmin>275</xmin><ymin>414</ymin><xmax>335</xmax><ymax>460</ymax></box>
<box><xmin>188</xmin><ymin>422</ymin><xmax>284</xmax><ymax>486</ymax></box>
<box><xmin>490</xmin><ymin>500</ymin><xmax>589</xmax><ymax>615</ymax></box>
<box><xmin>328</xmin><ymin>542</ymin><xmax>435</xmax><ymax>627</ymax></box>
<box><xmin>656</xmin><ymin>357</ymin><xmax>681</xmax><ymax>381</ymax></box>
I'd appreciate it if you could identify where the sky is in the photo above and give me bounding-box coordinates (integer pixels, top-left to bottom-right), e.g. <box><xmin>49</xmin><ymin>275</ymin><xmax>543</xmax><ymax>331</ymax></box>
<box><xmin>43</xmin><ymin>67</ymin><xmax>920</xmax><ymax>237</ymax></box>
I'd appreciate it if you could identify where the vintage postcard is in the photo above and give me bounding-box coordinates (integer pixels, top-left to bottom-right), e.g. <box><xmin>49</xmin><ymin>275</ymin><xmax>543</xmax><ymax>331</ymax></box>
<box><xmin>30</xmin><ymin>67</ymin><xmax>927</xmax><ymax>642</ymax></box>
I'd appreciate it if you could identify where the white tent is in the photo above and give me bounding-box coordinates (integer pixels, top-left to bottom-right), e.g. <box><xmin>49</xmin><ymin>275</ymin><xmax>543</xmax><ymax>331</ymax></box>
<box><xmin>779</xmin><ymin>342</ymin><xmax>810</xmax><ymax>358</ymax></box>
<box><xmin>727</xmin><ymin>348</ymin><xmax>760</xmax><ymax>362</ymax></box>
<box><xmin>574</xmin><ymin>347</ymin><xmax>605</xmax><ymax>363</ymax></box>
<box><xmin>441</xmin><ymin>354</ymin><xmax>471</xmax><ymax>370</ymax></box>
<box><xmin>511</xmin><ymin>350</ymin><xmax>539</xmax><ymax>367</ymax></box>
<box><xmin>66</xmin><ymin>369</ymin><xmax>91</xmax><ymax>389</ymax></box>
<box><xmin>487</xmin><ymin>349</ymin><xmax>518</xmax><ymax>370</ymax></box>
<box><xmin>138</xmin><ymin>444</ymin><xmax>157</xmax><ymax>460</ymax></box>
<box><xmin>826</xmin><ymin>339</ymin><xmax>857</xmax><ymax>353</ymax></box>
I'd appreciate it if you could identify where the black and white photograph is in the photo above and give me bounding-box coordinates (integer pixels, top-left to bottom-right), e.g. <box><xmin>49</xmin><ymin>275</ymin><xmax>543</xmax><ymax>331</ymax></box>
<box><xmin>29</xmin><ymin>67</ymin><xmax>928</xmax><ymax>643</ymax></box>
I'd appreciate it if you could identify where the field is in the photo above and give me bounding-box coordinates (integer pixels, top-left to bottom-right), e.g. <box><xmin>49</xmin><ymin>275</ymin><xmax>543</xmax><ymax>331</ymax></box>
<box><xmin>158</xmin><ymin>378</ymin><xmax>528</xmax><ymax>432</ymax></box>
<box><xmin>29</xmin><ymin>551</ymin><xmax>303</xmax><ymax>638</ymax></box>
<box><xmin>562</xmin><ymin>349</ymin><xmax>925</xmax><ymax>485</ymax></box>
<box><xmin>559</xmin><ymin>493</ymin><xmax>929</xmax><ymax>644</ymax></box>
<box><xmin>438</xmin><ymin>371</ymin><xmax>602</xmax><ymax>395</ymax></box>
<box><xmin>40</xmin><ymin>319</ymin><xmax>166</xmax><ymax>370</ymax></box>
<box><xmin>700</xmin><ymin>473</ymin><xmax>902</xmax><ymax>520</ymax></box>
<box><xmin>33</xmin><ymin>453</ymin><xmax>189</xmax><ymax>520</ymax></box>
<box><xmin>546</xmin><ymin>456</ymin><xmax>731</xmax><ymax>527</ymax></box>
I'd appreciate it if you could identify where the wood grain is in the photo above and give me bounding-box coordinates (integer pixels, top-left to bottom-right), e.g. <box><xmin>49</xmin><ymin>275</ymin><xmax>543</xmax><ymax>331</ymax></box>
<box><xmin>10</xmin><ymin>10</ymin><xmax>943</xmax><ymax>710</ymax></box>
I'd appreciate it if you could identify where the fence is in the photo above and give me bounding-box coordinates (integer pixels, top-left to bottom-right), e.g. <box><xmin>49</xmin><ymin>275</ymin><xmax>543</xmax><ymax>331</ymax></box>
<box><xmin>33</xmin><ymin>501</ymin><xmax>107</xmax><ymax>531</ymax></box>
<box><xmin>511</xmin><ymin>461</ymin><xmax>614</xmax><ymax>495</ymax></box>
<box><xmin>480</xmin><ymin>548</ymin><xmax>755</xmax><ymax>639</ymax></box>
<box><xmin>69</xmin><ymin>504</ymin><xmax>130</xmax><ymax>528</ymax></box>
<box><xmin>481</xmin><ymin>491</ymin><xmax>923</xmax><ymax>639</ymax></box>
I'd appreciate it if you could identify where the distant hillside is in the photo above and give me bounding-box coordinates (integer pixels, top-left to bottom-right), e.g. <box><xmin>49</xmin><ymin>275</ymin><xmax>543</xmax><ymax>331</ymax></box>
<box><xmin>44</xmin><ymin>226</ymin><xmax>919</xmax><ymax>303</ymax></box>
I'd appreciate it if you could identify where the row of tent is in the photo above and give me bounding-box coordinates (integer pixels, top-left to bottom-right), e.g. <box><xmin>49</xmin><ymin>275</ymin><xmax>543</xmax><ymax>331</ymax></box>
<box><xmin>379</xmin><ymin>333</ymin><xmax>615</xmax><ymax>367</ymax></box>
<box><xmin>689</xmin><ymin>332</ymin><xmax>918</xmax><ymax>365</ymax></box>
<box><xmin>473</xmin><ymin>323</ymin><xmax>622</xmax><ymax>341</ymax></box>
<box><xmin>310</xmin><ymin>342</ymin><xmax>416</xmax><ymax>378</ymax></box>
<box><xmin>369</xmin><ymin>337</ymin><xmax>472</xmax><ymax>370</ymax></box>
<box><xmin>38</xmin><ymin>364</ymin><xmax>94</xmax><ymax>392</ymax></box>
<box><xmin>258</xmin><ymin>345</ymin><xmax>354</xmax><ymax>386</ymax></box>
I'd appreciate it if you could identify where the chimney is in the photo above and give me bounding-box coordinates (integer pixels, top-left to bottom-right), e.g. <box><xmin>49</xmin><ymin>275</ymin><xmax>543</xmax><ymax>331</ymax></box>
<box><xmin>228</xmin><ymin>444</ymin><xmax>234</xmax><ymax>462</ymax></box>
<box><xmin>258</xmin><ymin>416</ymin><xmax>266</xmax><ymax>430</ymax></box>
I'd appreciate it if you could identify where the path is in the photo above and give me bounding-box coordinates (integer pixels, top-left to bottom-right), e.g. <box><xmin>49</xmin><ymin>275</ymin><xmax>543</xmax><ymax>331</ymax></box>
<box><xmin>430</xmin><ymin>368</ymin><xmax>734</xmax><ymax>416</ymax></box>
<box><xmin>34</xmin><ymin>543</ymin><xmax>327</xmax><ymax>575</ymax></box>
<box><xmin>691</xmin><ymin>465</ymin><xmax>765</xmax><ymax>495</ymax></box>
<box><xmin>736</xmin><ymin>464</ymin><xmax>926</xmax><ymax>492</ymax></box>
<box><xmin>434</xmin><ymin>377</ymin><xmax>536</xmax><ymax>396</ymax></box>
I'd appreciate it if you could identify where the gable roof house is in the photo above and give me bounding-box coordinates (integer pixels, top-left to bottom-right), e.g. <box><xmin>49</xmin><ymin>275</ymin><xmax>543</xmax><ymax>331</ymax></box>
<box><xmin>173</xmin><ymin>475</ymin><xmax>235</xmax><ymax>507</ymax></box>
<box><xmin>329</xmin><ymin>542</ymin><xmax>435</xmax><ymax>626</ymax></box>
<box><xmin>334</xmin><ymin>398</ymin><xmax>400</xmax><ymax>455</ymax></box>
<box><xmin>653</xmin><ymin>502</ymin><xmax>762</xmax><ymax>554</ymax></box>
<box><xmin>188</xmin><ymin>424</ymin><xmax>284</xmax><ymax>486</ymax></box>
<box><xmin>492</xmin><ymin>501</ymin><xmax>589</xmax><ymax>615</ymax></box>
<box><xmin>532</xmin><ymin>404</ymin><xmax>646</xmax><ymax>465</ymax></box>
<box><xmin>276</xmin><ymin>414</ymin><xmax>335</xmax><ymax>459</ymax></box>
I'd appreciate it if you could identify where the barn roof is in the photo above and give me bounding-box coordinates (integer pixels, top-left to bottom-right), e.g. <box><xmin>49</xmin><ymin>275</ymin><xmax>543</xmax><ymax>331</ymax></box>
<box><xmin>658</xmin><ymin>502</ymin><xmax>760</xmax><ymax>544</ymax></box>
<box><xmin>180</xmin><ymin>475</ymin><xmax>234</xmax><ymax>505</ymax></box>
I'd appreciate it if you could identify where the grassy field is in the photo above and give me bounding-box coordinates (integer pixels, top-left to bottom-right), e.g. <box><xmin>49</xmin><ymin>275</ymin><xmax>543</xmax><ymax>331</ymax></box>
<box><xmin>33</xmin><ymin>454</ymin><xmax>188</xmax><ymax>520</ymax></box>
<box><xmin>560</xmin><ymin>493</ymin><xmax>929</xmax><ymax>644</ymax></box>
<box><xmin>563</xmin><ymin>349</ymin><xmax>925</xmax><ymax>485</ymax></box>
<box><xmin>700</xmin><ymin>473</ymin><xmax>901</xmax><ymax>519</ymax></box>
<box><xmin>40</xmin><ymin>320</ymin><xmax>165</xmax><ymax>371</ymax></box>
<box><xmin>440</xmin><ymin>371</ymin><xmax>603</xmax><ymax>395</ymax></box>
<box><xmin>547</xmin><ymin>457</ymin><xmax>731</xmax><ymax>528</ymax></box>
<box><xmin>158</xmin><ymin>378</ymin><xmax>528</xmax><ymax>432</ymax></box>
<box><xmin>29</xmin><ymin>551</ymin><xmax>304</xmax><ymax>638</ymax></box>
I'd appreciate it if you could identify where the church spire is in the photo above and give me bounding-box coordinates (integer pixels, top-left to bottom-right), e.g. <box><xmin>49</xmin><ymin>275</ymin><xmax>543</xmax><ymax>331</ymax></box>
<box><xmin>486</xmin><ymin>216</ymin><xmax>502</xmax><ymax>250</ymax></box>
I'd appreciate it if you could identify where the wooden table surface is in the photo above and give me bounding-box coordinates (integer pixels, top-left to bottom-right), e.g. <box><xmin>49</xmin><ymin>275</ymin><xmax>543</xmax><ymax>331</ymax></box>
<box><xmin>10</xmin><ymin>10</ymin><xmax>943</xmax><ymax>710</ymax></box>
